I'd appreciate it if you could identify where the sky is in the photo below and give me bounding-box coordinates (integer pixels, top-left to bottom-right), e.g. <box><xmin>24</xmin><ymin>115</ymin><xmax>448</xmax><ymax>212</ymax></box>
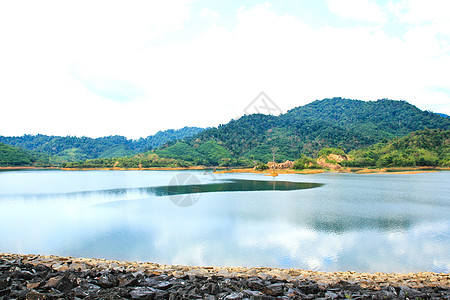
<box><xmin>1</xmin><ymin>0</ymin><xmax>449</xmax><ymax>139</ymax></box>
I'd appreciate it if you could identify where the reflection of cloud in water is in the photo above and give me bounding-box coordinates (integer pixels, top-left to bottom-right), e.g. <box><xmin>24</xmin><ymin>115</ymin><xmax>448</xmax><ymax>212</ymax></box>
<box><xmin>1</xmin><ymin>171</ymin><xmax>449</xmax><ymax>273</ymax></box>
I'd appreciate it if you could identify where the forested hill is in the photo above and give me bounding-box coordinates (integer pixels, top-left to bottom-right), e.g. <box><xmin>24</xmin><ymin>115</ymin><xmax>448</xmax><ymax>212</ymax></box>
<box><xmin>159</xmin><ymin>98</ymin><xmax>450</xmax><ymax>163</ymax></box>
<box><xmin>0</xmin><ymin>126</ymin><xmax>204</xmax><ymax>162</ymax></box>
<box><xmin>0</xmin><ymin>143</ymin><xmax>50</xmax><ymax>167</ymax></box>
<box><xmin>342</xmin><ymin>129</ymin><xmax>450</xmax><ymax>167</ymax></box>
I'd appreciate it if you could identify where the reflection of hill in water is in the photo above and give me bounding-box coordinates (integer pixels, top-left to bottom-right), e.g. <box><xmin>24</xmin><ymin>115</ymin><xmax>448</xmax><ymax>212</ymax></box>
<box><xmin>148</xmin><ymin>179</ymin><xmax>323</xmax><ymax>196</ymax></box>
<box><xmin>310</xmin><ymin>216</ymin><xmax>413</xmax><ymax>234</ymax></box>
<box><xmin>2</xmin><ymin>179</ymin><xmax>419</xmax><ymax>234</ymax></box>
<box><xmin>6</xmin><ymin>179</ymin><xmax>323</xmax><ymax>202</ymax></box>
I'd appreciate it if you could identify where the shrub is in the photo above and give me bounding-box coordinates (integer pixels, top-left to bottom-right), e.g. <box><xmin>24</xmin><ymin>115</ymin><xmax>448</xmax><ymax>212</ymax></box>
<box><xmin>255</xmin><ymin>164</ymin><xmax>269</xmax><ymax>171</ymax></box>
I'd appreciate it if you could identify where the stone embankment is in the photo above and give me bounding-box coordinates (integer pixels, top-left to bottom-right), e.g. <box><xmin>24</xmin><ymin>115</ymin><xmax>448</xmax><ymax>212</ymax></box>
<box><xmin>1</xmin><ymin>253</ymin><xmax>449</xmax><ymax>299</ymax></box>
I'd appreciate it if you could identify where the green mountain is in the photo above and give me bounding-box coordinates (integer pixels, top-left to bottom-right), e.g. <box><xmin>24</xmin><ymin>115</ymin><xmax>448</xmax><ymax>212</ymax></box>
<box><xmin>0</xmin><ymin>143</ymin><xmax>50</xmax><ymax>167</ymax></box>
<box><xmin>4</xmin><ymin>98</ymin><xmax>450</xmax><ymax>168</ymax></box>
<box><xmin>164</xmin><ymin>98</ymin><xmax>449</xmax><ymax>164</ymax></box>
<box><xmin>342</xmin><ymin>129</ymin><xmax>450</xmax><ymax>168</ymax></box>
<box><xmin>0</xmin><ymin>126</ymin><xmax>204</xmax><ymax>162</ymax></box>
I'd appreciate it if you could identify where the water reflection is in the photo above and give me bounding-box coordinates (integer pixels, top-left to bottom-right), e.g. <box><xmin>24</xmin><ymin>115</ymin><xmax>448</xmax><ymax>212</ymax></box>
<box><xmin>2</xmin><ymin>179</ymin><xmax>322</xmax><ymax>200</ymax></box>
<box><xmin>0</xmin><ymin>170</ymin><xmax>448</xmax><ymax>273</ymax></box>
<box><xmin>310</xmin><ymin>216</ymin><xmax>413</xmax><ymax>234</ymax></box>
<box><xmin>148</xmin><ymin>179</ymin><xmax>323</xmax><ymax>196</ymax></box>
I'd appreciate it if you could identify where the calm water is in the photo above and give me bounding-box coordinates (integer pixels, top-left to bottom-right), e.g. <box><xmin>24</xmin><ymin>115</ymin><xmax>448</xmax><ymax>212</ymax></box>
<box><xmin>0</xmin><ymin>169</ymin><xmax>449</xmax><ymax>273</ymax></box>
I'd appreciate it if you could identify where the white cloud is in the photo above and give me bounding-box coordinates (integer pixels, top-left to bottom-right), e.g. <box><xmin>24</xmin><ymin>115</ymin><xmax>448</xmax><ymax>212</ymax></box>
<box><xmin>0</xmin><ymin>1</ymin><xmax>449</xmax><ymax>138</ymax></box>
<box><xmin>327</xmin><ymin>0</ymin><xmax>386</xmax><ymax>23</ymax></box>
<box><xmin>391</xmin><ymin>0</ymin><xmax>450</xmax><ymax>24</ymax></box>
<box><xmin>199</xmin><ymin>7</ymin><xmax>220</xmax><ymax>19</ymax></box>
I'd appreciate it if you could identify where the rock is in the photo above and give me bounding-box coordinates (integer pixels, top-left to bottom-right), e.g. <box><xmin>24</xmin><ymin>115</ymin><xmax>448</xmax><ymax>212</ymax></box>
<box><xmin>186</xmin><ymin>268</ymin><xmax>209</xmax><ymax>276</ymax></box>
<box><xmin>129</xmin><ymin>286</ymin><xmax>156</xmax><ymax>299</ymax></box>
<box><xmin>374</xmin><ymin>289</ymin><xmax>396</xmax><ymax>299</ymax></box>
<box><xmin>172</xmin><ymin>271</ymin><xmax>184</xmax><ymax>277</ymax></box>
<box><xmin>72</xmin><ymin>286</ymin><xmax>89</xmax><ymax>298</ymax></box>
<box><xmin>398</xmin><ymin>286</ymin><xmax>425</xmax><ymax>299</ymax></box>
<box><xmin>70</xmin><ymin>263</ymin><xmax>89</xmax><ymax>271</ymax></box>
<box><xmin>0</xmin><ymin>288</ymin><xmax>9</xmax><ymax>297</ymax></box>
<box><xmin>79</xmin><ymin>282</ymin><xmax>101</xmax><ymax>295</ymax></box>
<box><xmin>13</xmin><ymin>269</ymin><xmax>35</xmax><ymax>280</ymax></box>
<box><xmin>248</xmin><ymin>278</ymin><xmax>266</xmax><ymax>290</ymax></box>
<box><xmin>246</xmin><ymin>269</ymin><xmax>259</xmax><ymax>276</ymax></box>
<box><xmin>224</xmin><ymin>292</ymin><xmax>244</xmax><ymax>299</ymax></box>
<box><xmin>266</xmin><ymin>269</ymin><xmax>292</xmax><ymax>281</ymax></box>
<box><xmin>27</xmin><ymin>281</ymin><xmax>42</xmax><ymax>289</ymax></box>
<box><xmin>25</xmin><ymin>291</ymin><xmax>47</xmax><ymax>300</ymax></box>
<box><xmin>243</xmin><ymin>289</ymin><xmax>265</xmax><ymax>297</ymax></box>
<box><xmin>296</xmin><ymin>282</ymin><xmax>321</xmax><ymax>294</ymax></box>
<box><xmin>1</xmin><ymin>254</ymin><xmax>449</xmax><ymax>300</ymax></box>
<box><xmin>217</xmin><ymin>269</ymin><xmax>231</xmax><ymax>277</ymax></box>
<box><xmin>210</xmin><ymin>283</ymin><xmax>221</xmax><ymax>295</ymax></box>
<box><xmin>155</xmin><ymin>280</ymin><xmax>172</xmax><ymax>290</ymax></box>
<box><xmin>96</xmin><ymin>273</ymin><xmax>117</xmax><ymax>288</ymax></box>
<box><xmin>44</xmin><ymin>275</ymin><xmax>74</xmax><ymax>293</ymax></box>
<box><xmin>32</xmin><ymin>264</ymin><xmax>51</xmax><ymax>272</ymax></box>
<box><xmin>119</xmin><ymin>276</ymin><xmax>139</xmax><ymax>287</ymax></box>
<box><xmin>10</xmin><ymin>289</ymin><xmax>29</xmax><ymax>299</ymax></box>
<box><xmin>262</xmin><ymin>282</ymin><xmax>285</xmax><ymax>296</ymax></box>
<box><xmin>325</xmin><ymin>291</ymin><xmax>338</xmax><ymax>299</ymax></box>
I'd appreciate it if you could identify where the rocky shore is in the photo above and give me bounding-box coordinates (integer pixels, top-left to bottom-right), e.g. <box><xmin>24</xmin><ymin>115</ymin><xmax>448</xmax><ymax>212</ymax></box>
<box><xmin>1</xmin><ymin>253</ymin><xmax>449</xmax><ymax>299</ymax></box>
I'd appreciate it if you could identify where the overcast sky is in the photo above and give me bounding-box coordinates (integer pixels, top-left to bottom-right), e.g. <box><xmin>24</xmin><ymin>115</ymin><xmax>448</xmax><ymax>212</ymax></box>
<box><xmin>1</xmin><ymin>0</ymin><xmax>449</xmax><ymax>138</ymax></box>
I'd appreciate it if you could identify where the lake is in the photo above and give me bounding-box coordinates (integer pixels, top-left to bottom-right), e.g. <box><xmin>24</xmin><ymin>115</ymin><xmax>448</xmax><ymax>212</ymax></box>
<box><xmin>0</xmin><ymin>169</ymin><xmax>449</xmax><ymax>273</ymax></box>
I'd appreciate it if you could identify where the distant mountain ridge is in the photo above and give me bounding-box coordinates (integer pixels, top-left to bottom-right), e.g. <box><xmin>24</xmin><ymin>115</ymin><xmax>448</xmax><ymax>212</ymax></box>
<box><xmin>0</xmin><ymin>127</ymin><xmax>205</xmax><ymax>162</ymax></box>
<box><xmin>2</xmin><ymin>98</ymin><xmax>450</xmax><ymax>167</ymax></box>
<box><xmin>157</xmin><ymin>98</ymin><xmax>450</xmax><ymax>163</ymax></box>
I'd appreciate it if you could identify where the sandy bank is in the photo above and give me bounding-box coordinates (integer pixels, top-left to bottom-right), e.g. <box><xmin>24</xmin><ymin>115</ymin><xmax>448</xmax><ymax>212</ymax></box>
<box><xmin>215</xmin><ymin>167</ymin><xmax>450</xmax><ymax>175</ymax></box>
<box><xmin>214</xmin><ymin>168</ymin><xmax>324</xmax><ymax>175</ymax></box>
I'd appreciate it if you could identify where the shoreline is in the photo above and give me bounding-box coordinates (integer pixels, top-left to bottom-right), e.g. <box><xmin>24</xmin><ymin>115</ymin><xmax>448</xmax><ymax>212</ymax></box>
<box><xmin>2</xmin><ymin>166</ymin><xmax>449</xmax><ymax>174</ymax></box>
<box><xmin>214</xmin><ymin>166</ymin><xmax>450</xmax><ymax>175</ymax></box>
<box><xmin>1</xmin><ymin>253</ymin><xmax>448</xmax><ymax>289</ymax></box>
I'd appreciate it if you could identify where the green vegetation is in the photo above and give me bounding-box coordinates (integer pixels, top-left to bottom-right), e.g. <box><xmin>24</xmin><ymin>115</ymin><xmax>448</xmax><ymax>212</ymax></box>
<box><xmin>317</xmin><ymin>147</ymin><xmax>346</xmax><ymax>157</ymax></box>
<box><xmin>156</xmin><ymin>141</ymin><xmax>252</xmax><ymax>167</ymax></box>
<box><xmin>61</xmin><ymin>153</ymin><xmax>182</xmax><ymax>169</ymax></box>
<box><xmin>342</xmin><ymin>129</ymin><xmax>450</xmax><ymax>168</ymax></box>
<box><xmin>157</xmin><ymin>142</ymin><xmax>208</xmax><ymax>165</ymax></box>
<box><xmin>255</xmin><ymin>164</ymin><xmax>269</xmax><ymax>171</ymax></box>
<box><xmin>197</xmin><ymin>141</ymin><xmax>233</xmax><ymax>165</ymax></box>
<box><xmin>293</xmin><ymin>155</ymin><xmax>320</xmax><ymax>170</ymax></box>
<box><xmin>0</xmin><ymin>127</ymin><xmax>204</xmax><ymax>162</ymax></box>
<box><xmin>0</xmin><ymin>143</ymin><xmax>50</xmax><ymax>167</ymax></box>
<box><xmin>2</xmin><ymin>98</ymin><xmax>449</xmax><ymax>169</ymax></box>
<box><xmin>187</xmin><ymin>98</ymin><xmax>450</xmax><ymax>162</ymax></box>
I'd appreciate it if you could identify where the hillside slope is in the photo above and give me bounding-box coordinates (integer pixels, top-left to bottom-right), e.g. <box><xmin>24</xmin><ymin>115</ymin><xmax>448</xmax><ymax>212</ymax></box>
<box><xmin>0</xmin><ymin>127</ymin><xmax>204</xmax><ymax>162</ymax></box>
<box><xmin>178</xmin><ymin>98</ymin><xmax>450</xmax><ymax>163</ymax></box>
<box><xmin>0</xmin><ymin>143</ymin><xmax>50</xmax><ymax>167</ymax></box>
<box><xmin>342</xmin><ymin>129</ymin><xmax>450</xmax><ymax>167</ymax></box>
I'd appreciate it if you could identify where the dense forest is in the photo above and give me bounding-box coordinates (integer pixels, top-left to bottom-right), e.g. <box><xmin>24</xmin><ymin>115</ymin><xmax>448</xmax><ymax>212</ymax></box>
<box><xmin>2</xmin><ymin>98</ymin><xmax>450</xmax><ymax>168</ymax></box>
<box><xmin>341</xmin><ymin>129</ymin><xmax>450</xmax><ymax>168</ymax></box>
<box><xmin>0</xmin><ymin>143</ymin><xmax>50</xmax><ymax>167</ymax></box>
<box><xmin>61</xmin><ymin>129</ymin><xmax>450</xmax><ymax>169</ymax></box>
<box><xmin>61</xmin><ymin>153</ymin><xmax>182</xmax><ymax>169</ymax></box>
<box><xmin>159</xmin><ymin>98</ymin><xmax>450</xmax><ymax>163</ymax></box>
<box><xmin>0</xmin><ymin>127</ymin><xmax>204</xmax><ymax>162</ymax></box>
<box><xmin>62</xmin><ymin>140</ymin><xmax>252</xmax><ymax>169</ymax></box>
